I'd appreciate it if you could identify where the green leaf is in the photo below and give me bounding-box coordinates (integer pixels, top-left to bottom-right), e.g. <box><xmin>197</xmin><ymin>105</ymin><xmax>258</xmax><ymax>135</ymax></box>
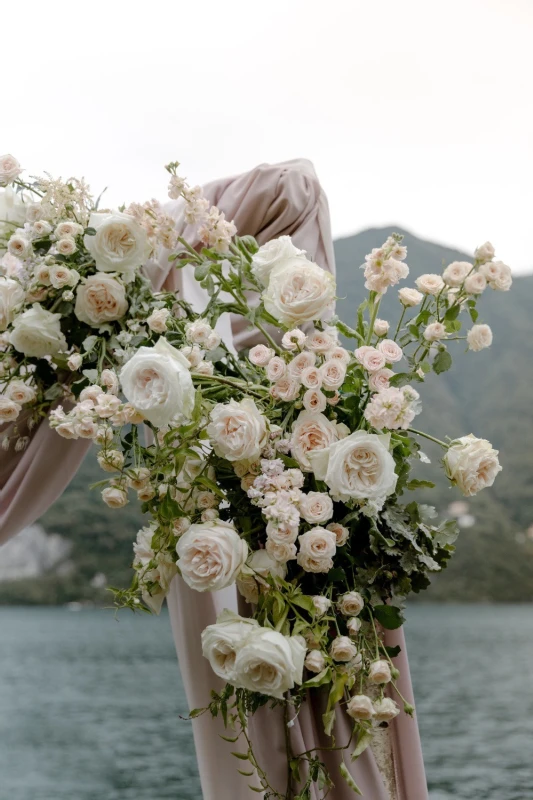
<box><xmin>194</xmin><ymin>262</ymin><xmax>211</xmax><ymax>281</ymax></box>
<box><xmin>301</xmin><ymin>667</ymin><xmax>332</xmax><ymax>690</ymax></box>
<box><xmin>291</xmin><ymin>594</ymin><xmax>316</xmax><ymax>615</ymax></box>
<box><xmin>389</xmin><ymin>372</ymin><xmax>412</xmax><ymax>388</ymax></box>
<box><xmin>406</xmin><ymin>479</ymin><xmax>436</xmax><ymax>490</ymax></box>
<box><xmin>373</xmin><ymin>604</ymin><xmax>405</xmax><ymax>630</ymax></box>
<box><xmin>408</xmin><ymin>324</ymin><xmax>420</xmax><ymax>338</ymax></box>
<box><xmin>351</xmin><ymin>729</ymin><xmax>373</xmax><ymax>760</ymax></box>
<box><xmin>384</xmin><ymin>644</ymin><xmax>401</xmax><ymax>658</ymax></box>
<box><xmin>444</xmin><ymin>304</ymin><xmax>461</xmax><ymax>321</ymax></box>
<box><xmin>219</xmin><ymin>734</ymin><xmax>239</xmax><ymax>742</ymax></box>
<box><xmin>189</xmin><ymin>707</ymin><xmax>204</xmax><ymax>718</ymax></box>
<box><xmin>339</xmin><ymin>762</ymin><xmax>363</xmax><ymax>795</ymax></box>
<box><xmin>432</xmin><ymin>350</ymin><xmax>452</xmax><ymax>374</ymax></box>
<box><xmin>248</xmin><ymin>786</ymin><xmax>263</xmax><ymax>793</ymax></box>
<box><xmin>195</xmin><ymin>474</ymin><xmax>226</xmax><ymax>498</ymax></box>
<box><xmin>232</xmin><ymin>752</ymin><xmax>251</xmax><ymax>761</ymax></box>
<box><xmin>469</xmin><ymin>307</ymin><xmax>479</xmax><ymax>323</ymax></box>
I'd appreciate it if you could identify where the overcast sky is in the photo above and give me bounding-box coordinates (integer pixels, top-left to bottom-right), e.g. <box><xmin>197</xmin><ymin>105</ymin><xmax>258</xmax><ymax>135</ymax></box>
<box><xmin>5</xmin><ymin>0</ymin><xmax>532</xmax><ymax>272</ymax></box>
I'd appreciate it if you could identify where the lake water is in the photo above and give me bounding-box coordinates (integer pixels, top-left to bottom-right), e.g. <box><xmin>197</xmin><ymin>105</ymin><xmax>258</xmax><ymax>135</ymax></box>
<box><xmin>0</xmin><ymin>605</ymin><xmax>531</xmax><ymax>800</ymax></box>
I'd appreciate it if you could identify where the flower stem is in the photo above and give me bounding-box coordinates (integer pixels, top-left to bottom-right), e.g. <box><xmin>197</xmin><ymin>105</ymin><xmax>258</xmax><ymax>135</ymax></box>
<box><xmin>407</xmin><ymin>428</ymin><xmax>448</xmax><ymax>448</ymax></box>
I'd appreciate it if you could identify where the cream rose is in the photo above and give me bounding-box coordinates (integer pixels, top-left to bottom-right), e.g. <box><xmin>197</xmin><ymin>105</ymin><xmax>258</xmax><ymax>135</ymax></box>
<box><xmin>312</xmin><ymin>595</ymin><xmax>331</xmax><ymax>616</ymax></box>
<box><xmin>299</xmin><ymin>492</ymin><xmax>334</xmax><ymax>524</ymax></box>
<box><xmin>302</xmin><ymin>388</ymin><xmax>327</xmax><ymax>413</ymax></box>
<box><xmin>373</xmin><ymin>698</ymin><xmax>400</xmax><ymax>721</ymax></box>
<box><xmin>467</xmin><ymin>323</ymin><xmax>492</xmax><ymax>352</ymax></box>
<box><xmin>347</xmin><ymin>694</ymin><xmax>374</xmax><ymax>720</ymax></box>
<box><xmin>346</xmin><ymin>617</ymin><xmax>362</xmax><ymax>636</ymax></box>
<box><xmin>233</xmin><ymin>627</ymin><xmax>306</xmax><ymax>698</ymax></box>
<box><xmin>415</xmin><ymin>274</ymin><xmax>445</xmax><ymax>295</ymax></box>
<box><xmin>84</xmin><ymin>211</ymin><xmax>151</xmax><ymax>279</ymax></box>
<box><xmin>177</xmin><ymin>519</ymin><xmax>248</xmax><ymax>592</ymax></box>
<box><xmin>263</xmin><ymin>257</ymin><xmax>336</xmax><ymax>326</ymax></box>
<box><xmin>290</xmin><ymin>410</ymin><xmax>339</xmax><ymax>472</ymax></box>
<box><xmin>444</xmin><ymin>434</ymin><xmax>501</xmax><ymax>496</ymax></box>
<box><xmin>296</xmin><ymin>527</ymin><xmax>336</xmax><ymax>573</ymax></box>
<box><xmin>10</xmin><ymin>304</ymin><xmax>67</xmax><ymax>357</ymax></box>
<box><xmin>354</xmin><ymin>346</ymin><xmax>387</xmax><ymax>373</ymax></box>
<box><xmin>201</xmin><ymin>610</ymin><xmax>260</xmax><ymax>682</ymax></box>
<box><xmin>6</xmin><ymin>380</ymin><xmax>36</xmax><ymax>404</ymax></box>
<box><xmin>147</xmin><ymin>308</ymin><xmax>170</xmax><ymax>333</ymax></box>
<box><xmin>474</xmin><ymin>241</ymin><xmax>495</xmax><ymax>263</ymax></box>
<box><xmin>207</xmin><ymin>398</ymin><xmax>267</xmax><ymax>462</ymax></box>
<box><xmin>338</xmin><ymin>591</ymin><xmax>364</xmax><ymax>616</ymax></box>
<box><xmin>330</xmin><ymin>636</ymin><xmax>358</xmax><ymax>662</ymax></box>
<box><xmin>320</xmin><ymin>359</ymin><xmax>346</xmax><ymax>389</ymax></box>
<box><xmin>119</xmin><ymin>337</ymin><xmax>195</xmax><ymax>428</ymax></box>
<box><xmin>101</xmin><ymin>486</ymin><xmax>129</xmax><ymax>508</ymax></box>
<box><xmin>423</xmin><ymin>322</ymin><xmax>447</xmax><ymax>342</ymax></box>
<box><xmin>0</xmin><ymin>155</ymin><xmax>22</xmax><ymax>184</ymax></box>
<box><xmin>442</xmin><ymin>261</ymin><xmax>471</xmax><ymax>287</ymax></box>
<box><xmin>309</xmin><ymin>430</ymin><xmax>397</xmax><ymax>507</ymax></box>
<box><xmin>373</xmin><ymin>318</ymin><xmax>390</xmax><ymax>337</ymax></box>
<box><xmin>464</xmin><ymin>273</ymin><xmax>487</xmax><ymax>295</ymax></box>
<box><xmin>378</xmin><ymin>339</ymin><xmax>403</xmax><ymax>364</ymax></box>
<box><xmin>304</xmin><ymin>650</ymin><xmax>326</xmax><ymax>673</ymax></box>
<box><xmin>0</xmin><ymin>277</ymin><xmax>24</xmax><ymax>331</ymax></box>
<box><xmin>368</xmin><ymin>659</ymin><xmax>392</xmax><ymax>684</ymax></box>
<box><xmin>0</xmin><ymin>396</ymin><xmax>21</xmax><ymax>422</ymax></box>
<box><xmin>368</xmin><ymin>368</ymin><xmax>394</xmax><ymax>393</ymax></box>
<box><xmin>398</xmin><ymin>287</ymin><xmax>423</xmax><ymax>307</ymax></box>
<box><xmin>249</xmin><ymin>344</ymin><xmax>274</xmax><ymax>366</ymax></box>
<box><xmin>270</xmin><ymin>377</ymin><xmax>301</xmax><ymax>402</ymax></box>
<box><xmin>287</xmin><ymin>351</ymin><xmax>316</xmax><ymax>379</ymax></box>
<box><xmin>326</xmin><ymin>522</ymin><xmax>349</xmax><ymax>546</ymax></box>
<box><xmin>74</xmin><ymin>273</ymin><xmax>128</xmax><ymax>326</ymax></box>
<box><xmin>251</xmin><ymin>235</ymin><xmax>305</xmax><ymax>286</ymax></box>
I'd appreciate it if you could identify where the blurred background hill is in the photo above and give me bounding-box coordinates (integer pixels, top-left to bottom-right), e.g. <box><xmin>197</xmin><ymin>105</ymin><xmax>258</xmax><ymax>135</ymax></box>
<box><xmin>1</xmin><ymin>227</ymin><xmax>532</xmax><ymax>604</ymax></box>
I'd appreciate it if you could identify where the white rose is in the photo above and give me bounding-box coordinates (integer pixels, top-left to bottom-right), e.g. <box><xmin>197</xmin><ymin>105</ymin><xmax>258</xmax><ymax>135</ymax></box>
<box><xmin>101</xmin><ymin>486</ymin><xmax>129</xmax><ymax>508</ymax></box>
<box><xmin>207</xmin><ymin>398</ymin><xmax>267</xmax><ymax>462</ymax></box>
<box><xmin>368</xmin><ymin>659</ymin><xmax>392</xmax><ymax>684</ymax></box>
<box><xmin>0</xmin><ymin>155</ymin><xmax>22</xmax><ymax>185</ymax></box>
<box><xmin>302</xmin><ymin>388</ymin><xmax>327</xmax><ymax>413</ymax></box>
<box><xmin>0</xmin><ymin>276</ymin><xmax>24</xmax><ymax>331</ymax></box>
<box><xmin>265</xmin><ymin>539</ymin><xmax>297</xmax><ymax>563</ymax></box>
<box><xmin>249</xmin><ymin>344</ymin><xmax>274</xmax><ymax>366</ymax></box>
<box><xmin>119</xmin><ymin>337</ymin><xmax>195</xmax><ymax>428</ymax></box>
<box><xmin>201</xmin><ymin>610</ymin><xmax>260</xmax><ymax>682</ymax></box>
<box><xmin>270</xmin><ymin>377</ymin><xmax>301</xmax><ymax>402</ymax></box>
<box><xmin>263</xmin><ymin>257</ymin><xmax>336</xmax><ymax>326</ymax></box>
<box><xmin>338</xmin><ymin>591</ymin><xmax>364</xmax><ymax>616</ymax></box>
<box><xmin>373</xmin><ymin>697</ymin><xmax>400</xmax><ymax>721</ymax></box>
<box><xmin>127</xmin><ymin>467</ymin><xmax>151</xmax><ymax>491</ymax></box>
<box><xmin>326</xmin><ymin>522</ymin><xmax>349</xmax><ymax>546</ymax></box>
<box><xmin>233</xmin><ymin>627</ymin><xmax>306</xmax><ymax>698</ymax></box>
<box><xmin>304</xmin><ymin>650</ymin><xmax>326</xmax><ymax>673</ymax></box>
<box><xmin>281</xmin><ymin>328</ymin><xmax>308</xmax><ymax>351</ymax></box>
<box><xmin>8</xmin><ymin>235</ymin><xmax>31</xmax><ymax>259</ymax></box>
<box><xmin>415</xmin><ymin>274</ymin><xmax>445</xmax><ymax>295</ymax></box>
<box><xmin>287</xmin><ymin>351</ymin><xmax>316</xmax><ymax>379</ymax></box>
<box><xmin>0</xmin><ymin>396</ymin><xmax>21</xmax><ymax>422</ymax></box>
<box><xmin>423</xmin><ymin>322</ymin><xmax>447</xmax><ymax>342</ymax></box>
<box><xmin>0</xmin><ymin>188</ymin><xmax>27</xmax><ymax>236</ymax></box>
<box><xmin>480</xmin><ymin>260</ymin><xmax>512</xmax><ymax>291</ymax></box>
<box><xmin>10</xmin><ymin>304</ymin><xmax>67</xmax><ymax>357</ymax></box>
<box><xmin>354</xmin><ymin>346</ymin><xmax>387</xmax><ymax>373</ymax></box>
<box><xmin>291</xmin><ymin>410</ymin><xmax>339</xmax><ymax>472</ymax></box>
<box><xmin>474</xmin><ymin>241</ymin><xmax>495</xmax><ymax>263</ymax></box>
<box><xmin>312</xmin><ymin>595</ymin><xmax>331</xmax><ymax>616</ymax></box>
<box><xmin>74</xmin><ymin>273</ymin><xmax>129</xmax><ymax>327</ymax></box>
<box><xmin>347</xmin><ymin>694</ymin><xmax>374</xmax><ymax>720</ymax></box>
<box><xmin>5</xmin><ymin>380</ymin><xmax>36</xmax><ymax>404</ymax></box>
<box><xmin>176</xmin><ymin>519</ymin><xmax>248</xmax><ymax>592</ymax></box>
<box><xmin>467</xmin><ymin>323</ymin><xmax>492</xmax><ymax>352</ymax></box>
<box><xmin>373</xmin><ymin>318</ymin><xmax>390</xmax><ymax>337</ymax></box>
<box><xmin>55</xmin><ymin>221</ymin><xmax>84</xmax><ymax>239</ymax></box>
<box><xmin>319</xmin><ymin>359</ymin><xmax>346</xmax><ymax>389</ymax></box>
<box><xmin>444</xmin><ymin>434</ymin><xmax>501</xmax><ymax>496</ymax></box>
<box><xmin>185</xmin><ymin>319</ymin><xmax>215</xmax><ymax>346</ymax></box>
<box><xmin>330</xmin><ymin>636</ymin><xmax>358</xmax><ymax>662</ymax></box>
<box><xmin>368</xmin><ymin>368</ymin><xmax>394</xmax><ymax>393</ymax></box>
<box><xmin>464</xmin><ymin>273</ymin><xmax>487</xmax><ymax>295</ymax></box>
<box><xmin>297</xmin><ymin>527</ymin><xmax>336</xmax><ymax>573</ymax></box>
<box><xmin>442</xmin><ymin>261</ymin><xmax>471</xmax><ymax>287</ymax></box>
<box><xmin>378</xmin><ymin>339</ymin><xmax>403</xmax><ymax>364</ymax></box>
<box><xmin>97</xmin><ymin>450</ymin><xmax>124</xmax><ymax>472</ymax></box>
<box><xmin>84</xmin><ymin>211</ymin><xmax>151</xmax><ymax>280</ymax></box>
<box><xmin>32</xmin><ymin>220</ymin><xmax>53</xmax><ymax>237</ymax></box>
<box><xmin>147</xmin><ymin>307</ymin><xmax>170</xmax><ymax>333</ymax></box>
<box><xmin>50</xmin><ymin>264</ymin><xmax>75</xmax><ymax>289</ymax></box>
<box><xmin>398</xmin><ymin>287</ymin><xmax>423</xmax><ymax>307</ymax></box>
<box><xmin>56</xmin><ymin>238</ymin><xmax>77</xmax><ymax>257</ymax></box>
<box><xmin>195</xmin><ymin>360</ymin><xmax>214</xmax><ymax>376</ymax></box>
<box><xmin>251</xmin><ymin>235</ymin><xmax>305</xmax><ymax>286</ymax></box>
<box><xmin>346</xmin><ymin>617</ymin><xmax>362</xmax><ymax>636</ymax></box>
<box><xmin>309</xmin><ymin>430</ymin><xmax>397</xmax><ymax>507</ymax></box>
<box><xmin>266</xmin><ymin>356</ymin><xmax>286</xmax><ymax>382</ymax></box>
<box><xmin>299</xmin><ymin>491</ymin><xmax>334</xmax><ymax>524</ymax></box>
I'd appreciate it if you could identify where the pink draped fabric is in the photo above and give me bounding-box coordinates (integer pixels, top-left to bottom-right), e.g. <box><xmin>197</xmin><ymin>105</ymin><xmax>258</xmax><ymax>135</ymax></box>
<box><xmin>0</xmin><ymin>159</ymin><xmax>428</xmax><ymax>799</ymax></box>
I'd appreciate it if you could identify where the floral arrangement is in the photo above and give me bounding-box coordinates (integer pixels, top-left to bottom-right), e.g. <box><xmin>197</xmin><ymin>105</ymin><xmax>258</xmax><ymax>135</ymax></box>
<box><xmin>0</xmin><ymin>155</ymin><xmax>235</xmax><ymax>448</ymax></box>
<box><xmin>0</xmin><ymin>153</ymin><xmax>511</xmax><ymax>797</ymax></box>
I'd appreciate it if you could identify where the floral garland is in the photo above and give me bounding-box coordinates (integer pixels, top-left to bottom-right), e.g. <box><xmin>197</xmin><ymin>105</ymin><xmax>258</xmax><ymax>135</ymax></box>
<box><xmin>0</xmin><ymin>153</ymin><xmax>511</xmax><ymax>798</ymax></box>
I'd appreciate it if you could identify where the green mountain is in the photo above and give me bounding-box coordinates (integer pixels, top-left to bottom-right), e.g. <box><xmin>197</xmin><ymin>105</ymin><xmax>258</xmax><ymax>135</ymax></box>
<box><xmin>2</xmin><ymin>227</ymin><xmax>532</xmax><ymax>603</ymax></box>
